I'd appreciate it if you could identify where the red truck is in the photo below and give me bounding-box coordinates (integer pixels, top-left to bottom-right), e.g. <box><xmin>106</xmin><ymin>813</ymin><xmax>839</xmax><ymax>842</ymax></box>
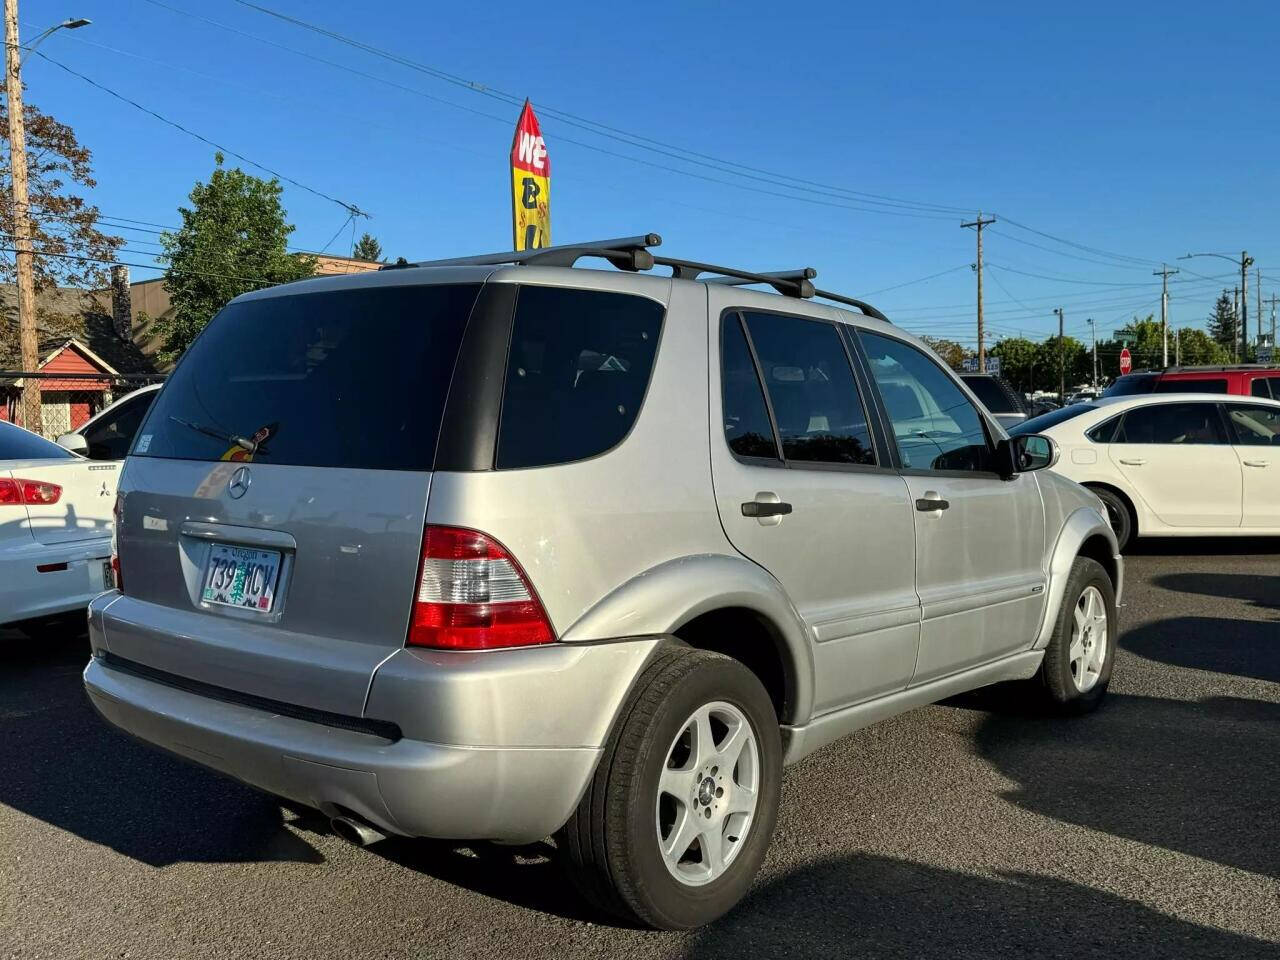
<box><xmin>1102</xmin><ymin>364</ymin><xmax>1280</xmax><ymax>400</ymax></box>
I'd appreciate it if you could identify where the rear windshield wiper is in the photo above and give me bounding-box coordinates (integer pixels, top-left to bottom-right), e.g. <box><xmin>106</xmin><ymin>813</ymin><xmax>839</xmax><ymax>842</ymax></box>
<box><xmin>168</xmin><ymin>416</ymin><xmax>260</xmax><ymax>455</ymax></box>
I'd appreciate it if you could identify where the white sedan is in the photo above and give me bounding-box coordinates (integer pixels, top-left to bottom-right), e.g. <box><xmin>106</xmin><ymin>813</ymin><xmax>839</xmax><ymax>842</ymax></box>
<box><xmin>1012</xmin><ymin>392</ymin><xmax>1280</xmax><ymax>549</ymax></box>
<box><xmin>1</xmin><ymin>419</ymin><xmax>118</xmax><ymax>633</ymax></box>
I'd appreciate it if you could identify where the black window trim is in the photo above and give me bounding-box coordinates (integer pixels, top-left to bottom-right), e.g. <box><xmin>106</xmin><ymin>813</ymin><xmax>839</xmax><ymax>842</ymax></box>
<box><xmin>1086</xmin><ymin>413</ymin><xmax>1122</xmax><ymax>444</ymax></box>
<box><xmin>853</xmin><ymin>327</ymin><xmax>1007</xmax><ymax>481</ymax></box>
<box><xmin>718</xmin><ymin>306</ymin><xmax>891</xmax><ymax>474</ymax></box>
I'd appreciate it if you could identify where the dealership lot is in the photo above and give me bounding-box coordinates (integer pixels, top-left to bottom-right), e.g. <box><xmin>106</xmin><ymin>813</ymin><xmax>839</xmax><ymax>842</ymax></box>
<box><xmin>3</xmin><ymin>541</ymin><xmax>1277</xmax><ymax>960</ymax></box>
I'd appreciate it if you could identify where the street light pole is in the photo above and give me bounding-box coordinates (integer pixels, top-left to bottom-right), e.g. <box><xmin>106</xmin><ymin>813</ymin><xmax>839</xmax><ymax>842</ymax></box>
<box><xmin>1181</xmin><ymin>250</ymin><xmax>1254</xmax><ymax>362</ymax></box>
<box><xmin>1086</xmin><ymin>318</ymin><xmax>1097</xmax><ymax>391</ymax></box>
<box><xmin>2</xmin><ymin>5</ymin><xmax>90</xmax><ymax>434</ymax></box>
<box><xmin>1053</xmin><ymin>307</ymin><xmax>1065</xmax><ymax>402</ymax></box>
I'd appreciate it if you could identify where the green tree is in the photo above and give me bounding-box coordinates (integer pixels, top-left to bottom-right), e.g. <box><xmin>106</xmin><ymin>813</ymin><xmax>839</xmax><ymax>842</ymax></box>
<box><xmin>351</xmin><ymin>232</ymin><xmax>383</xmax><ymax>262</ymax></box>
<box><xmin>0</xmin><ymin>83</ymin><xmax>122</xmax><ymax>353</ymax></box>
<box><xmin>1036</xmin><ymin>335</ymin><xmax>1089</xmax><ymax>396</ymax></box>
<box><xmin>919</xmin><ymin>336</ymin><xmax>969</xmax><ymax>369</ymax></box>
<box><xmin>1207</xmin><ymin>291</ymin><xmax>1237</xmax><ymax>354</ymax></box>
<box><xmin>156</xmin><ymin>154</ymin><xmax>314</xmax><ymax>362</ymax></box>
<box><xmin>989</xmin><ymin>337</ymin><xmax>1038</xmax><ymax>392</ymax></box>
<box><xmin>1173</xmin><ymin>327</ymin><xmax>1231</xmax><ymax>366</ymax></box>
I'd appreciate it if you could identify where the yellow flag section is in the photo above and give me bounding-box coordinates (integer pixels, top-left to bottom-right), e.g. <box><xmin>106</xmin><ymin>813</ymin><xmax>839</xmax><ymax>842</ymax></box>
<box><xmin>510</xmin><ymin>100</ymin><xmax>550</xmax><ymax>251</ymax></box>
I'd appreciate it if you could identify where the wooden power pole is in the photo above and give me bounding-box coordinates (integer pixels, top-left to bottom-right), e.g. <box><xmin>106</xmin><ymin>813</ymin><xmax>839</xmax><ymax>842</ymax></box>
<box><xmin>1053</xmin><ymin>307</ymin><xmax>1065</xmax><ymax>402</ymax></box>
<box><xmin>961</xmin><ymin>212</ymin><xmax>996</xmax><ymax>372</ymax></box>
<box><xmin>1153</xmin><ymin>264</ymin><xmax>1178</xmax><ymax>368</ymax></box>
<box><xmin>4</xmin><ymin>0</ymin><xmax>41</xmax><ymax>434</ymax></box>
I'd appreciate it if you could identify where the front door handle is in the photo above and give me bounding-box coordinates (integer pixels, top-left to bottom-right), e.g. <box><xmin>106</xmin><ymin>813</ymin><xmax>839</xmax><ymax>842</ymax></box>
<box><xmin>1243</xmin><ymin>459</ymin><xmax>1270</xmax><ymax>467</ymax></box>
<box><xmin>1118</xmin><ymin>458</ymin><xmax>1147</xmax><ymax>466</ymax></box>
<box><xmin>915</xmin><ymin>493</ymin><xmax>950</xmax><ymax>512</ymax></box>
<box><xmin>741</xmin><ymin>499</ymin><xmax>793</xmax><ymax>518</ymax></box>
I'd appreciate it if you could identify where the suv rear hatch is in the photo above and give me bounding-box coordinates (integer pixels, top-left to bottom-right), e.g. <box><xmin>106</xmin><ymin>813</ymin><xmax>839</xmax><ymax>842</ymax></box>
<box><xmin>108</xmin><ymin>276</ymin><xmax>483</xmax><ymax>716</ymax></box>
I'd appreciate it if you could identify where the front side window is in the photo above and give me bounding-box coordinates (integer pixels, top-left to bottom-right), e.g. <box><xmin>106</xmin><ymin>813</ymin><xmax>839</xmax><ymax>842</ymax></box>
<box><xmin>84</xmin><ymin>391</ymin><xmax>154</xmax><ymax>460</ymax></box>
<box><xmin>740</xmin><ymin>311</ymin><xmax>875</xmax><ymax>466</ymax></box>
<box><xmin>1114</xmin><ymin>403</ymin><xmax>1226</xmax><ymax>444</ymax></box>
<box><xmin>859</xmin><ymin>331</ymin><xmax>993</xmax><ymax>472</ymax></box>
<box><xmin>1225</xmin><ymin>404</ymin><xmax>1280</xmax><ymax>446</ymax></box>
<box><xmin>1154</xmin><ymin>377</ymin><xmax>1228</xmax><ymax>394</ymax></box>
<box><xmin>496</xmin><ymin>286</ymin><xmax>663</xmax><ymax>469</ymax></box>
<box><xmin>720</xmin><ymin>314</ymin><xmax>779</xmax><ymax>461</ymax></box>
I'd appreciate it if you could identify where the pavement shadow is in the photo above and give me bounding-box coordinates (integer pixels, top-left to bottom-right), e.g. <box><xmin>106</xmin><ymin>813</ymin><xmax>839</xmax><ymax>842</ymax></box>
<box><xmin>1126</xmin><ymin>536</ymin><xmax>1280</xmax><ymax>557</ymax></box>
<box><xmin>0</xmin><ymin>629</ymin><xmax>323</xmax><ymax>868</ymax></box>
<box><xmin>973</xmin><ymin>692</ymin><xmax>1279</xmax><ymax>880</ymax></box>
<box><xmin>1152</xmin><ymin>572</ymin><xmax>1280</xmax><ymax>611</ymax></box>
<box><xmin>686</xmin><ymin>854</ymin><xmax>1277</xmax><ymax>959</ymax></box>
<box><xmin>1121</xmin><ymin>615</ymin><xmax>1280</xmax><ymax>684</ymax></box>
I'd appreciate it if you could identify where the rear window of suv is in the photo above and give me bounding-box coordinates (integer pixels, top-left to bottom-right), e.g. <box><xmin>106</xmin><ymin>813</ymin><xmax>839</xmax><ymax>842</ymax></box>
<box><xmin>134</xmin><ymin>283</ymin><xmax>481</xmax><ymax>470</ymax></box>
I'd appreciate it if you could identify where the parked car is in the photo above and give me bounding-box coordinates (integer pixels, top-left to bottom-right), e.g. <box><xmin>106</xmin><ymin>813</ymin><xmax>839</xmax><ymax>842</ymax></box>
<box><xmin>56</xmin><ymin>383</ymin><xmax>161</xmax><ymax>460</ymax></box>
<box><xmin>1</xmin><ymin>419</ymin><xmax>118</xmax><ymax>633</ymax></box>
<box><xmin>84</xmin><ymin>236</ymin><xmax>1121</xmax><ymax>930</ymax></box>
<box><xmin>1011</xmin><ymin>392</ymin><xmax>1280</xmax><ymax>549</ymax></box>
<box><xmin>958</xmin><ymin>372</ymin><xmax>1029</xmax><ymax>429</ymax></box>
<box><xmin>1102</xmin><ymin>365</ymin><xmax>1280</xmax><ymax>399</ymax></box>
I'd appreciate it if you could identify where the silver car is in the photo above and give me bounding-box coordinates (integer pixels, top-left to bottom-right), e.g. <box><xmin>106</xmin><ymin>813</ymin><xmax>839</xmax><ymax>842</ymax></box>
<box><xmin>84</xmin><ymin>235</ymin><xmax>1121</xmax><ymax>929</ymax></box>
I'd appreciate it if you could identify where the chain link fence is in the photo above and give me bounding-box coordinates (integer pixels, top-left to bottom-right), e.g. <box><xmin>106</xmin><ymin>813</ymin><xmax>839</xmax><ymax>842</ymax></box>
<box><xmin>2</xmin><ymin>371</ymin><xmax>166</xmax><ymax>439</ymax></box>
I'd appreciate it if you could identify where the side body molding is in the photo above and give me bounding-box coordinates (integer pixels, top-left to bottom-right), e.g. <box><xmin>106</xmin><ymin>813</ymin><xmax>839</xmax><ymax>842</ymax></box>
<box><xmin>1033</xmin><ymin>506</ymin><xmax>1123</xmax><ymax>650</ymax></box>
<box><xmin>559</xmin><ymin>553</ymin><xmax>816</xmax><ymax>725</ymax></box>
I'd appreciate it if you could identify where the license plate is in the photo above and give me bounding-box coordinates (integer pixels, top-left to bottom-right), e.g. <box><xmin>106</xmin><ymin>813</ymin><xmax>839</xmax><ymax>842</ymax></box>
<box><xmin>201</xmin><ymin>544</ymin><xmax>281</xmax><ymax>612</ymax></box>
<box><xmin>102</xmin><ymin>560</ymin><xmax>115</xmax><ymax>590</ymax></box>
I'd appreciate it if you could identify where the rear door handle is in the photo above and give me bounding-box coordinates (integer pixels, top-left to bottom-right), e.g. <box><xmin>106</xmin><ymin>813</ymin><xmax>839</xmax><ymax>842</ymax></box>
<box><xmin>1118</xmin><ymin>458</ymin><xmax>1147</xmax><ymax>466</ymax></box>
<box><xmin>915</xmin><ymin>493</ymin><xmax>950</xmax><ymax>512</ymax></box>
<box><xmin>1243</xmin><ymin>459</ymin><xmax>1270</xmax><ymax>467</ymax></box>
<box><xmin>741</xmin><ymin>499</ymin><xmax>793</xmax><ymax>518</ymax></box>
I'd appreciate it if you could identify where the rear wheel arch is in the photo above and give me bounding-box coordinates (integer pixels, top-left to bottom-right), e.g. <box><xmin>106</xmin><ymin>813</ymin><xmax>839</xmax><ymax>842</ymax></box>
<box><xmin>672</xmin><ymin>606</ymin><xmax>795</xmax><ymax>725</ymax></box>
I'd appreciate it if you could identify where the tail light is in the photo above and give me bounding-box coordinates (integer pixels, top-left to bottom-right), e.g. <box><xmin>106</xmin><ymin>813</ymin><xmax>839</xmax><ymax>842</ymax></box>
<box><xmin>0</xmin><ymin>478</ymin><xmax>63</xmax><ymax>504</ymax></box>
<box><xmin>407</xmin><ymin>525</ymin><xmax>554</xmax><ymax>650</ymax></box>
<box><xmin>110</xmin><ymin>495</ymin><xmax>123</xmax><ymax>590</ymax></box>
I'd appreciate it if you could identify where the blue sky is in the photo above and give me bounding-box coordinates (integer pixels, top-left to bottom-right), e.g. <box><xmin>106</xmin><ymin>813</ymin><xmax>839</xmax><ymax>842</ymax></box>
<box><xmin>18</xmin><ymin>0</ymin><xmax>1280</xmax><ymax>356</ymax></box>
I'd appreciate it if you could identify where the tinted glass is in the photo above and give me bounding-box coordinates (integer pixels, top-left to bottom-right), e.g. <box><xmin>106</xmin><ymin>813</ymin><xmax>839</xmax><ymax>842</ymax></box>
<box><xmin>741</xmin><ymin>312</ymin><xmax>875</xmax><ymax>466</ymax></box>
<box><xmin>0</xmin><ymin>420</ymin><xmax>74</xmax><ymax>460</ymax></box>
<box><xmin>84</xmin><ymin>390</ymin><xmax>154</xmax><ymax>460</ymax></box>
<box><xmin>1225</xmin><ymin>404</ymin><xmax>1280</xmax><ymax>446</ymax></box>
<box><xmin>1009</xmin><ymin>403</ymin><xmax>1097</xmax><ymax>436</ymax></box>
<box><xmin>1101</xmin><ymin>373</ymin><xmax>1159</xmax><ymax>397</ymax></box>
<box><xmin>1086</xmin><ymin>416</ymin><xmax>1121</xmax><ymax>443</ymax></box>
<box><xmin>1251</xmin><ymin>378</ymin><xmax>1273</xmax><ymax>399</ymax></box>
<box><xmin>136</xmin><ymin>284</ymin><xmax>479</xmax><ymax>470</ymax></box>
<box><xmin>1114</xmin><ymin>403</ymin><xmax>1226</xmax><ymax>444</ymax></box>
<box><xmin>860</xmin><ymin>331</ymin><xmax>993</xmax><ymax>472</ymax></box>
<box><xmin>721</xmin><ymin>314</ymin><xmax>779</xmax><ymax>460</ymax></box>
<box><xmin>1154</xmin><ymin>377</ymin><xmax>1228</xmax><ymax>394</ymax></box>
<box><xmin>961</xmin><ymin>375</ymin><xmax>1023</xmax><ymax>414</ymax></box>
<box><xmin>496</xmin><ymin>286</ymin><xmax>663</xmax><ymax>469</ymax></box>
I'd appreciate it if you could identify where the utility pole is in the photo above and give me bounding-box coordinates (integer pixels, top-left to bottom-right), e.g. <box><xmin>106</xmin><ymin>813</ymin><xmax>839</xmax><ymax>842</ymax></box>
<box><xmin>961</xmin><ymin>212</ymin><xmax>996</xmax><ymax>372</ymax></box>
<box><xmin>4</xmin><ymin>0</ymin><xmax>40</xmax><ymax>434</ymax></box>
<box><xmin>1266</xmin><ymin>293</ymin><xmax>1279</xmax><ymax>360</ymax></box>
<box><xmin>1153</xmin><ymin>264</ymin><xmax>1178</xmax><ymax>368</ymax></box>
<box><xmin>1233</xmin><ymin>287</ymin><xmax>1241</xmax><ymax>363</ymax></box>
<box><xmin>1257</xmin><ymin>267</ymin><xmax>1263</xmax><ymax>352</ymax></box>
<box><xmin>1241</xmin><ymin>251</ymin><xmax>1253</xmax><ymax>360</ymax></box>
<box><xmin>1053</xmin><ymin>307</ymin><xmax>1065</xmax><ymax>402</ymax></box>
<box><xmin>1086</xmin><ymin>318</ymin><xmax>1098</xmax><ymax>391</ymax></box>
<box><xmin>1175</xmin><ymin>327</ymin><xmax>1181</xmax><ymax>366</ymax></box>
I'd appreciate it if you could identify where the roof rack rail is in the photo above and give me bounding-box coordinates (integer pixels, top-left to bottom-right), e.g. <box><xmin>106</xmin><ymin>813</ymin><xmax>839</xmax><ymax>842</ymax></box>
<box><xmin>1162</xmin><ymin>363</ymin><xmax>1277</xmax><ymax>372</ymax></box>
<box><xmin>393</xmin><ymin>232</ymin><xmax>890</xmax><ymax>322</ymax></box>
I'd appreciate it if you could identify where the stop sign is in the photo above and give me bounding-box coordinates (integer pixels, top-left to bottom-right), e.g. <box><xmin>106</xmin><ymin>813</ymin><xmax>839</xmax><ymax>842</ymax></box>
<box><xmin>1119</xmin><ymin>347</ymin><xmax>1132</xmax><ymax>375</ymax></box>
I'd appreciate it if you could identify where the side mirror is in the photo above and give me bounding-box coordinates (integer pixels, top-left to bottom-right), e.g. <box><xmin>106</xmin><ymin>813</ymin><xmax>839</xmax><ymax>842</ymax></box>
<box><xmin>997</xmin><ymin>434</ymin><xmax>1058</xmax><ymax>478</ymax></box>
<box><xmin>56</xmin><ymin>432</ymin><xmax>89</xmax><ymax>456</ymax></box>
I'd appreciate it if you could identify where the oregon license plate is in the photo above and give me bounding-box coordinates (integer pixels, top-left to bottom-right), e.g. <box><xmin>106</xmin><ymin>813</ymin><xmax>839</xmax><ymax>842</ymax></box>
<box><xmin>201</xmin><ymin>544</ymin><xmax>281</xmax><ymax>612</ymax></box>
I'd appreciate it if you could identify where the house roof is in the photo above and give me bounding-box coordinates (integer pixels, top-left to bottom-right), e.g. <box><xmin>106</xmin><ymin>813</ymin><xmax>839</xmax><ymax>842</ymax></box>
<box><xmin>0</xmin><ymin>284</ymin><xmax>156</xmax><ymax>378</ymax></box>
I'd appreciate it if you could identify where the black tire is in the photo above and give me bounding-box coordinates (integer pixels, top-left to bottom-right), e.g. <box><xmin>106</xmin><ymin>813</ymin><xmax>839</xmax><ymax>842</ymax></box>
<box><xmin>558</xmin><ymin>644</ymin><xmax>782</xmax><ymax>930</ymax></box>
<box><xmin>1030</xmin><ymin>556</ymin><xmax>1117</xmax><ymax>715</ymax></box>
<box><xmin>1089</xmin><ymin>486</ymin><xmax>1134</xmax><ymax>552</ymax></box>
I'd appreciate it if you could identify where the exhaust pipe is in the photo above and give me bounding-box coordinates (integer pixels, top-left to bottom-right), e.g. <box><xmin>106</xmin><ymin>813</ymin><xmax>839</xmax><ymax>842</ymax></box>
<box><xmin>330</xmin><ymin>815</ymin><xmax>386</xmax><ymax>847</ymax></box>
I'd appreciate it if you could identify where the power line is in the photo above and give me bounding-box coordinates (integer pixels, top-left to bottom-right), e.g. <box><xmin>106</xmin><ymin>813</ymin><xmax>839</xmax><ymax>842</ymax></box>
<box><xmin>861</xmin><ymin>264</ymin><xmax>972</xmax><ymax>296</ymax></box>
<box><xmin>29</xmin><ymin>48</ymin><xmax>368</xmax><ymax>218</ymax></box>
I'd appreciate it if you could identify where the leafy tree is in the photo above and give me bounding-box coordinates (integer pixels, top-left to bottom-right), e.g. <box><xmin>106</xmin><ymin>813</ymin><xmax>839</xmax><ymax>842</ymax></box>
<box><xmin>156</xmin><ymin>154</ymin><xmax>314</xmax><ymax>362</ymax></box>
<box><xmin>1174</xmin><ymin>327</ymin><xmax>1231</xmax><ymax>366</ymax></box>
<box><xmin>351</xmin><ymin>232</ymin><xmax>383</xmax><ymax>262</ymax></box>
<box><xmin>0</xmin><ymin>83</ymin><xmax>122</xmax><ymax>351</ymax></box>
<box><xmin>1207</xmin><ymin>291</ymin><xmax>1237</xmax><ymax>354</ymax></box>
<box><xmin>1035</xmin><ymin>335</ymin><xmax>1089</xmax><ymax>395</ymax></box>
<box><xmin>989</xmin><ymin>337</ymin><xmax>1039</xmax><ymax>392</ymax></box>
<box><xmin>919</xmin><ymin>336</ymin><xmax>969</xmax><ymax>369</ymax></box>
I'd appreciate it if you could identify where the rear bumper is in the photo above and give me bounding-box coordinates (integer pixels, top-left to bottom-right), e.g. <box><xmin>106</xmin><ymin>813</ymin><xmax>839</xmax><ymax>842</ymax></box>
<box><xmin>84</xmin><ymin>593</ymin><xmax>663</xmax><ymax>842</ymax></box>
<box><xmin>0</xmin><ymin>536</ymin><xmax>111</xmax><ymax>625</ymax></box>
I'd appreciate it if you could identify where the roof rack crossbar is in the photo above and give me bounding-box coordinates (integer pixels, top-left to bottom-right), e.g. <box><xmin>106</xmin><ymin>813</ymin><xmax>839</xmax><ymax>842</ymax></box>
<box><xmin>655</xmin><ymin>257</ymin><xmax>817</xmax><ymax>298</ymax></box>
<box><xmin>704</xmin><ymin>268</ymin><xmax>818</xmax><ymax>287</ymax></box>
<box><xmin>397</xmin><ymin>233</ymin><xmax>662</xmax><ymax>270</ymax></box>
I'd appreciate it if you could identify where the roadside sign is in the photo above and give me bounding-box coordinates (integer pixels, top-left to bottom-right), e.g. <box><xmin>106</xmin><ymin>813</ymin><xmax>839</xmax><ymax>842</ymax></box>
<box><xmin>1259</xmin><ymin>346</ymin><xmax>1273</xmax><ymax>363</ymax></box>
<box><xmin>960</xmin><ymin>356</ymin><xmax>1001</xmax><ymax>375</ymax></box>
<box><xmin>1119</xmin><ymin>348</ymin><xmax>1132</xmax><ymax>375</ymax></box>
<box><xmin>1113</xmin><ymin>327</ymin><xmax>1136</xmax><ymax>341</ymax></box>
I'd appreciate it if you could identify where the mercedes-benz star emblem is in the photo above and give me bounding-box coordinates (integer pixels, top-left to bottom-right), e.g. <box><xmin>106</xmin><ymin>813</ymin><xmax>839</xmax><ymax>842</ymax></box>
<box><xmin>227</xmin><ymin>466</ymin><xmax>252</xmax><ymax>499</ymax></box>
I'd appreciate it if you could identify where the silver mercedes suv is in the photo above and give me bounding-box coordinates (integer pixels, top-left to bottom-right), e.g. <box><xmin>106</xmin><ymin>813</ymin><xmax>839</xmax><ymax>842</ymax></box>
<box><xmin>84</xmin><ymin>234</ymin><xmax>1122</xmax><ymax>929</ymax></box>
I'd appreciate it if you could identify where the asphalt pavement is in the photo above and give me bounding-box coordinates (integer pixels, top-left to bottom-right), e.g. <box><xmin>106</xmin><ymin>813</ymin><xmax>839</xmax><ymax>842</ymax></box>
<box><xmin>3</xmin><ymin>539</ymin><xmax>1277</xmax><ymax>959</ymax></box>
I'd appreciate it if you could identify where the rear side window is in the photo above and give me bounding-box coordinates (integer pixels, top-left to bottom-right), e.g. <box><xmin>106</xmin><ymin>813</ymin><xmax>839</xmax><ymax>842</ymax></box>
<box><xmin>84</xmin><ymin>390</ymin><xmax>154</xmax><ymax>460</ymax></box>
<box><xmin>1225</xmin><ymin>404</ymin><xmax>1280</xmax><ymax>445</ymax></box>
<box><xmin>1086</xmin><ymin>416</ymin><xmax>1121</xmax><ymax>443</ymax></box>
<box><xmin>1251</xmin><ymin>378</ymin><xmax>1274</xmax><ymax>399</ymax></box>
<box><xmin>1102</xmin><ymin>373</ymin><xmax>1158</xmax><ymax>397</ymax></box>
<box><xmin>1154</xmin><ymin>377</ymin><xmax>1228</xmax><ymax>394</ymax></box>
<box><xmin>495</xmin><ymin>286</ymin><xmax>663</xmax><ymax>469</ymax></box>
<box><xmin>135</xmin><ymin>284</ymin><xmax>480</xmax><ymax>470</ymax></box>
<box><xmin>721</xmin><ymin>314</ymin><xmax>780</xmax><ymax>460</ymax></box>
<box><xmin>741</xmin><ymin>311</ymin><xmax>875</xmax><ymax>466</ymax></box>
<box><xmin>1114</xmin><ymin>402</ymin><xmax>1226</xmax><ymax>444</ymax></box>
<box><xmin>0</xmin><ymin>420</ymin><xmax>73</xmax><ymax>459</ymax></box>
